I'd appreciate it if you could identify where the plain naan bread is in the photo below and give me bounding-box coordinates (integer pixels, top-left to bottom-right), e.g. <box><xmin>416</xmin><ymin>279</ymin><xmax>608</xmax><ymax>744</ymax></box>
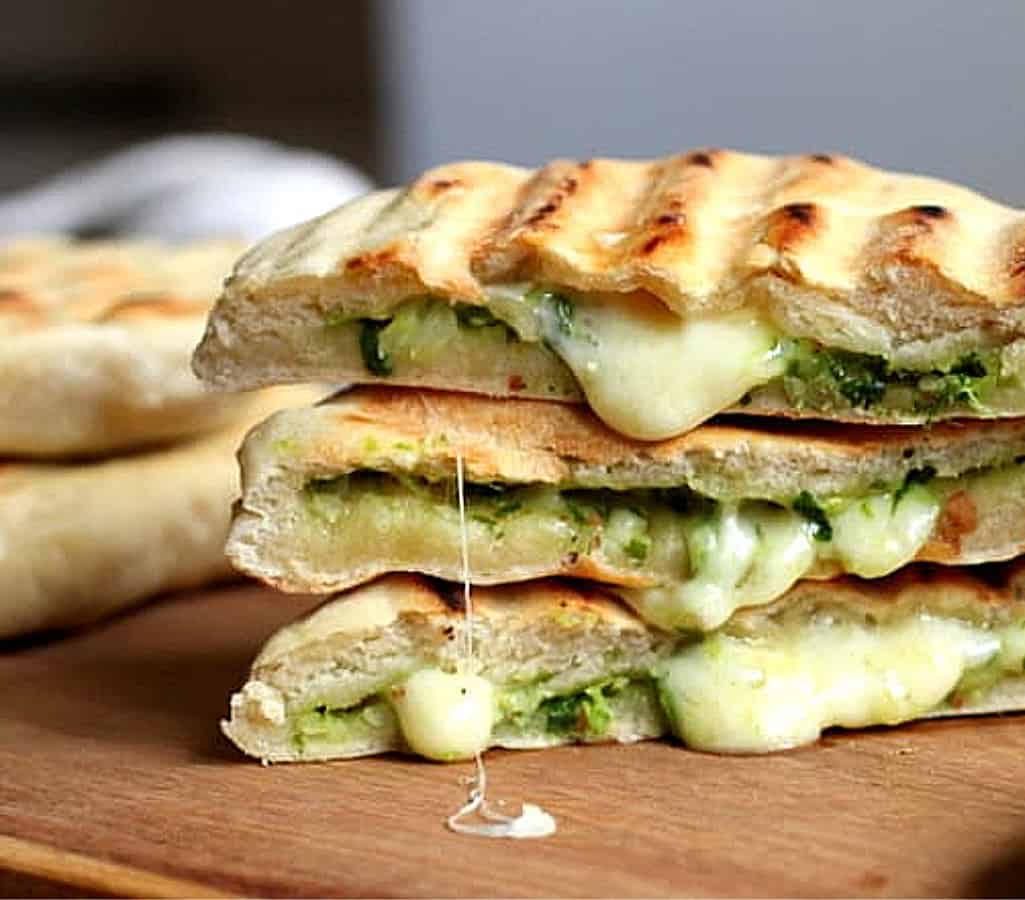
<box><xmin>1</xmin><ymin>236</ymin><xmax>249</xmax><ymax>457</ymax></box>
<box><xmin>0</xmin><ymin>385</ymin><xmax>320</xmax><ymax>639</ymax></box>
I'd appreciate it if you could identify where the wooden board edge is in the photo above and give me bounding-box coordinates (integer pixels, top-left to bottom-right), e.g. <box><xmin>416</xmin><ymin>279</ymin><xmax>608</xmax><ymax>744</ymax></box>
<box><xmin>0</xmin><ymin>834</ymin><xmax>240</xmax><ymax>899</ymax></box>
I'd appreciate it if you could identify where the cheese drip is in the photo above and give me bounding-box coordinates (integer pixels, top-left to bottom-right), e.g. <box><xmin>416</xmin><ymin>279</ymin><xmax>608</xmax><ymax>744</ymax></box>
<box><xmin>444</xmin><ymin>451</ymin><xmax>556</xmax><ymax>839</ymax></box>
<box><xmin>657</xmin><ymin>615</ymin><xmax>1001</xmax><ymax>753</ymax></box>
<box><xmin>534</xmin><ymin>293</ymin><xmax>784</xmax><ymax>440</ymax></box>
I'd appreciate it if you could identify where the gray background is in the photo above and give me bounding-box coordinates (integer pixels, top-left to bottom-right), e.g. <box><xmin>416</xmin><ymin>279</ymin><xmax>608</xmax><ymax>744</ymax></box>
<box><xmin>1</xmin><ymin>1</ymin><xmax>1022</xmax><ymax>206</ymax></box>
<box><xmin>377</xmin><ymin>0</ymin><xmax>1025</xmax><ymax>203</ymax></box>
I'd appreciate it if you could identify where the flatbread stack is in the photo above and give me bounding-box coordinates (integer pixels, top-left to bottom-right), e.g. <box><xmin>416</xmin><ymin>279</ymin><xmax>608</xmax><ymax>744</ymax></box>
<box><xmin>0</xmin><ymin>236</ymin><xmax>316</xmax><ymax>639</ymax></box>
<box><xmin>194</xmin><ymin>150</ymin><xmax>1025</xmax><ymax>762</ymax></box>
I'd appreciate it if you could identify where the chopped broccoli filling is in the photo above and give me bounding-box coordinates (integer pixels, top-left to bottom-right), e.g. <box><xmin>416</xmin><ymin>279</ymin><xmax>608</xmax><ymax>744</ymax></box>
<box><xmin>894</xmin><ymin>466</ymin><xmax>938</xmax><ymax>505</ymax></box>
<box><xmin>783</xmin><ymin>341</ymin><xmax>1003</xmax><ymax>415</ymax></box>
<box><xmin>288</xmin><ymin>624</ymin><xmax>1025</xmax><ymax>757</ymax></box>
<box><xmin>357</xmin><ymin>319</ymin><xmax>392</xmax><ymax>376</ymax></box>
<box><xmin>792</xmin><ymin>491</ymin><xmax>833</xmax><ymax>542</ymax></box>
<box><xmin>327</xmin><ymin>293</ymin><xmax>1018</xmax><ymax>420</ymax></box>
<box><xmin>539</xmin><ymin>679</ymin><xmax>627</xmax><ymax>736</ymax></box>
<box><xmin>292</xmin><ymin>698</ymin><xmax>397</xmax><ymax>753</ymax></box>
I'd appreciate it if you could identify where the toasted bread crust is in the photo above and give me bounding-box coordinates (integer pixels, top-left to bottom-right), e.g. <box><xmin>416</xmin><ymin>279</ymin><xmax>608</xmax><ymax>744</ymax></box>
<box><xmin>222</xmin><ymin>566</ymin><xmax>1025</xmax><ymax>762</ymax></box>
<box><xmin>227</xmin><ymin>387</ymin><xmax>1025</xmax><ymax>595</ymax></box>
<box><xmin>195</xmin><ymin>151</ymin><xmax>1025</xmax><ymax>396</ymax></box>
<box><xmin>246</xmin><ymin>386</ymin><xmax>1025</xmax><ymax>497</ymax></box>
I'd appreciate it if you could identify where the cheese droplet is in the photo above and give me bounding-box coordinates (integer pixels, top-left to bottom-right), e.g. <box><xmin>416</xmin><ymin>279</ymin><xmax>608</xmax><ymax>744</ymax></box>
<box><xmin>390</xmin><ymin>668</ymin><xmax>493</xmax><ymax>761</ymax></box>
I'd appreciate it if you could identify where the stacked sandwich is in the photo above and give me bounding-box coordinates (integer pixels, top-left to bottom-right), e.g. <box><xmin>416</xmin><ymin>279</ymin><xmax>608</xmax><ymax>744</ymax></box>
<box><xmin>0</xmin><ymin>236</ymin><xmax>313</xmax><ymax>639</ymax></box>
<box><xmin>195</xmin><ymin>150</ymin><xmax>1025</xmax><ymax>762</ymax></box>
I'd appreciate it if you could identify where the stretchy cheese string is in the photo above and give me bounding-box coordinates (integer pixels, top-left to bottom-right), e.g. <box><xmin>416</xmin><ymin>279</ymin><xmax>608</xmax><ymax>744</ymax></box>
<box><xmin>446</xmin><ymin>451</ymin><xmax>556</xmax><ymax>840</ymax></box>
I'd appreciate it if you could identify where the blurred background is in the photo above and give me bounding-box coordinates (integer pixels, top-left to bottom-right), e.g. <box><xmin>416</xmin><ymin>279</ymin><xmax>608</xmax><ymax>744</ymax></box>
<box><xmin>1</xmin><ymin>0</ymin><xmax>1023</xmax><ymax>219</ymax></box>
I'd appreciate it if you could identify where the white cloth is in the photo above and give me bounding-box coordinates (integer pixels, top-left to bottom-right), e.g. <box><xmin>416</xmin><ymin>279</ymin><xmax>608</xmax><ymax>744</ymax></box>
<box><xmin>0</xmin><ymin>134</ymin><xmax>374</xmax><ymax>242</ymax></box>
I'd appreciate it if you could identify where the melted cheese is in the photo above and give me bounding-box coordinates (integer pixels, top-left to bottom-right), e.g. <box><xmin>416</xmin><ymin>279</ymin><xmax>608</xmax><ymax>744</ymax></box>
<box><xmin>826</xmin><ymin>485</ymin><xmax>940</xmax><ymax>578</ymax></box>
<box><xmin>657</xmin><ymin>616</ymin><xmax>1000</xmax><ymax>753</ymax></box>
<box><xmin>525</xmin><ymin>290</ymin><xmax>783</xmax><ymax>439</ymax></box>
<box><xmin>548</xmin><ymin>300</ymin><xmax>782</xmax><ymax>439</ymax></box>
<box><xmin>622</xmin><ymin>502</ymin><xmax>815</xmax><ymax>631</ymax></box>
<box><xmin>389</xmin><ymin>668</ymin><xmax>494</xmax><ymax>761</ymax></box>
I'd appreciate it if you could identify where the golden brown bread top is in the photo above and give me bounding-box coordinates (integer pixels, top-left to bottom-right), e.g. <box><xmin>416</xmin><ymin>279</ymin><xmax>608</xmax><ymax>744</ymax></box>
<box><xmin>219</xmin><ymin>151</ymin><xmax>1025</xmax><ymax>333</ymax></box>
<box><xmin>1</xmin><ymin>236</ymin><xmax>246</xmax><ymax>334</ymax></box>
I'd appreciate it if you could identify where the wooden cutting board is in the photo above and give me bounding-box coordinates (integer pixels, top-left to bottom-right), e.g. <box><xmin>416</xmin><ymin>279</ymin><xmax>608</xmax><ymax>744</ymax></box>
<box><xmin>2</xmin><ymin>583</ymin><xmax>1025</xmax><ymax>898</ymax></box>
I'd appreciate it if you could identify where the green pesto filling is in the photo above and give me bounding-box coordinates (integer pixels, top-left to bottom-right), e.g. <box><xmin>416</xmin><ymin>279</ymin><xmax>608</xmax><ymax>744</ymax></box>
<box><xmin>303</xmin><ymin>465</ymin><xmax>944</xmax><ymax>568</ymax></box>
<box><xmin>326</xmin><ymin>292</ymin><xmax>1020</xmax><ymax>418</ymax></box>
<box><xmin>781</xmin><ymin>341</ymin><xmax>1003</xmax><ymax>417</ymax></box>
<box><xmin>292</xmin><ymin>676</ymin><xmax>653</xmax><ymax>753</ymax></box>
<box><xmin>290</xmin><ymin>623</ymin><xmax>1025</xmax><ymax>756</ymax></box>
<box><xmin>300</xmin><ymin>466</ymin><xmax>997</xmax><ymax>631</ymax></box>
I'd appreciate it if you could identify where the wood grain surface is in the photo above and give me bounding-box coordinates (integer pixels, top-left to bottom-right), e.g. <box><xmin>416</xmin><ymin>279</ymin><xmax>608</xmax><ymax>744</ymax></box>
<box><xmin>2</xmin><ymin>583</ymin><xmax>1025</xmax><ymax>898</ymax></box>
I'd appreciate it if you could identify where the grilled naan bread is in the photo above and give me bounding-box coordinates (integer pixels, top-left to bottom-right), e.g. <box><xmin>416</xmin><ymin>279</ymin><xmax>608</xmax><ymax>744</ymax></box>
<box><xmin>228</xmin><ymin>387</ymin><xmax>1025</xmax><ymax>630</ymax></box>
<box><xmin>1</xmin><ymin>236</ymin><xmax>248</xmax><ymax>456</ymax></box>
<box><xmin>223</xmin><ymin>563</ymin><xmax>1025</xmax><ymax>761</ymax></box>
<box><xmin>0</xmin><ymin>385</ymin><xmax>319</xmax><ymax>639</ymax></box>
<box><xmin>194</xmin><ymin>151</ymin><xmax>1025</xmax><ymax>438</ymax></box>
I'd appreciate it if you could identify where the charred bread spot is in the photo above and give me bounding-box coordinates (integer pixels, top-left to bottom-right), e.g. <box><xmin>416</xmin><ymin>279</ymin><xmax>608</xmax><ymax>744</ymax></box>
<box><xmin>344</xmin><ymin>248</ymin><xmax>399</xmax><ymax>274</ymax></box>
<box><xmin>935</xmin><ymin>490</ymin><xmax>978</xmax><ymax>554</ymax></box>
<box><xmin>911</xmin><ymin>204</ymin><xmax>948</xmax><ymax>220</ymax></box>
<box><xmin>809</xmin><ymin>153</ymin><xmax>834</xmax><ymax>164</ymax></box>
<box><xmin>641</xmin><ymin>205</ymin><xmax>689</xmax><ymax>255</ymax></box>
<box><xmin>764</xmin><ymin>202</ymin><xmax>821</xmax><ymax>252</ymax></box>
<box><xmin>525</xmin><ymin>199</ymin><xmax>563</xmax><ymax>228</ymax></box>
<box><xmin>429</xmin><ymin>178</ymin><xmax>462</xmax><ymax>193</ymax></box>
<box><xmin>559</xmin><ymin>175</ymin><xmax>579</xmax><ymax>196</ymax></box>
<box><xmin>507</xmin><ymin>374</ymin><xmax>526</xmax><ymax>391</ymax></box>
<box><xmin>655</xmin><ymin>212</ymin><xmax>685</xmax><ymax>226</ymax></box>
<box><xmin>686</xmin><ymin>150</ymin><xmax>717</xmax><ymax>168</ymax></box>
<box><xmin>782</xmin><ymin>202</ymin><xmax>816</xmax><ymax>226</ymax></box>
<box><xmin>641</xmin><ymin>234</ymin><xmax>668</xmax><ymax>255</ymax></box>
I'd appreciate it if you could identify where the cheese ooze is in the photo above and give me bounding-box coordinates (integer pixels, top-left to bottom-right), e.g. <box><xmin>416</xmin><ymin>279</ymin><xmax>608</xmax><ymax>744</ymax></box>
<box><xmin>825</xmin><ymin>485</ymin><xmax>940</xmax><ymax>578</ymax></box>
<box><xmin>535</xmin><ymin>295</ymin><xmax>784</xmax><ymax>440</ymax></box>
<box><xmin>656</xmin><ymin>616</ymin><xmax>1007</xmax><ymax>753</ymax></box>
<box><xmin>627</xmin><ymin>487</ymin><xmax>939</xmax><ymax>629</ymax></box>
<box><xmin>304</xmin><ymin>471</ymin><xmax>948</xmax><ymax>631</ymax></box>
<box><xmin>622</xmin><ymin>501</ymin><xmax>816</xmax><ymax>632</ymax></box>
<box><xmin>389</xmin><ymin>668</ymin><xmax>494</xmax><ymax>761</ymax></box>
<box><xmin>297</xmin><ymin>613</ymin><xmax>1024</xmax><ymax>759</ymax></box>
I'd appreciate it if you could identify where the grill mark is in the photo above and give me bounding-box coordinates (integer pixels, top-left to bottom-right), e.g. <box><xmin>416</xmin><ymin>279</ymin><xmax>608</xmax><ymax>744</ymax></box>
<box><xmin>429</xmin><ymin>178</ymin><xmax>462</xmax><ymax>193</ymax></box>
<box><xmin>641</xmin><ymin>234</ymin><xmax>667</xmax><ymax>255</ymax></box>
<box><xmin>522</xmin><ymin>172</ymin><xmax>582</xmax><ymax>229</ymax></box>
<box><xmin>782</xmin><ymin>202</ymin><xmax>815</xmax><ymax>225</ymax></box>
<box><xmin>687</xmin><ymin>151</ymin><xmax>715</xmax><ymax>168</ymax></box>
<box><xmin>94</xmin><ymin>295</ymin><xmax>207</xmax><ymax>321</ymax></box>
<box><xmin>345</xmin><ymin>248</ymin><xmax>399</xmax><ymax>272</ymax></box>
<box><xmin>911</xmin><ymin>204</ymin><xmax>949</xmax><ymax>221</ymax></box>
<box><xmin>763</xmin><ymin>202</ymin><xmax>821</xmax><ymax>252</ymax></box>
<box><xmin>525</xmin><ymin>200</ymin><xmax>562</xmax><ymax>227</ymax></box>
